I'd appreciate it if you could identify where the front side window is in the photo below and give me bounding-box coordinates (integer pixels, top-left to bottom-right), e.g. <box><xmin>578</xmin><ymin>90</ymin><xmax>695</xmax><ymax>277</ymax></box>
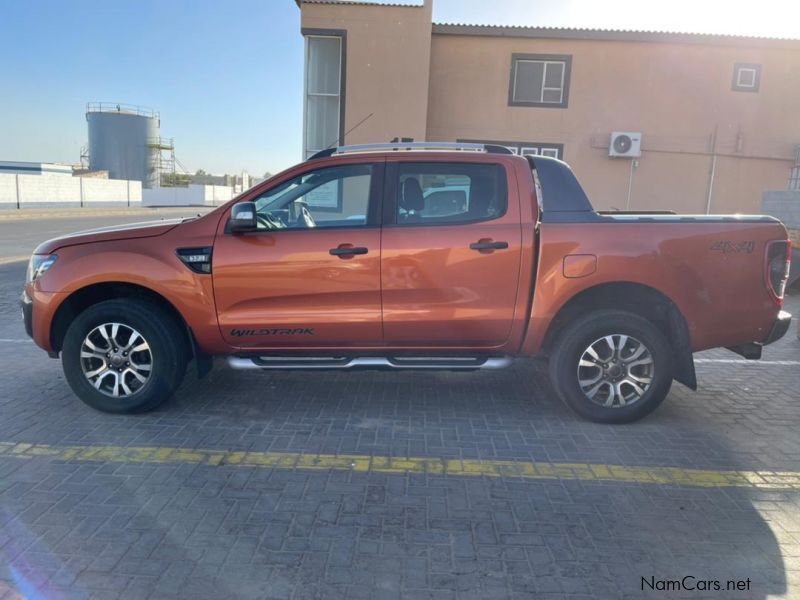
<box><xmin>253</xmin><ymin>164</ymin><xmax>372</xmax><ymax>230</ymax></box>
<box><xmin>509</xmin><ymin>54</ymin><xmax>571</xmax><ymax>108</ymax></box>
<box><xmin>395</xmin><ymin>163</ymin><xmax>507</xmax><ymax>225</ymax></box>
<box><xmin>304</xmin><ymin>34</ymin><xmax>343</xmax><ymax>158</ymax></box>
<box><xmin>732</xmin><ymin>62</ymin><xmax>761</xmax><ymax>92</ymax></box>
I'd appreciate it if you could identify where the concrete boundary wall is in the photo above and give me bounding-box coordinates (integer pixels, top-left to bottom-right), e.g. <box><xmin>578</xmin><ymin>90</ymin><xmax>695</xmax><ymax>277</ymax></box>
<box><xmin>0</xmin><ymin>173</ymin><xmax>142</xmax><ymax>209</ymax></box>
<box><xmin>142</xmin><ymin>184</ymin><xmax>234</xmax><ymax>207</ymax></box>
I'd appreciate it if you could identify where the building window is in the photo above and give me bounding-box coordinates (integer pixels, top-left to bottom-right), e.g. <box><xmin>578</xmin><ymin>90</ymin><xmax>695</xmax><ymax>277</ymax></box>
<box><xmin>508</xmin><ymin>54</ymin><xmax>571</xmax><ymax>108</ymax></box>
<box><xmin>521</xmin><ymin>146</ymin><xmax>560</xmax><ymax>159</ymax></box>
<box><xmin>303</xmin><ymin>31</ymin><xmax>345</xmax><ymax>158</ymax></box>
<box><xmin>732</xmin><ymin>63</ymin><xmax>761</xmax><ymax>92</ymax></box>
<box><xmin>458</xmin><ymin>139</ymin><xmax>564</xmax><ymax>160</ymax></box>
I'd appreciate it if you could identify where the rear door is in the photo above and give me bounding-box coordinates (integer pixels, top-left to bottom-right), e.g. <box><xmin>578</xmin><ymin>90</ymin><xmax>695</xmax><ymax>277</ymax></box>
<box><xmin>212</xmin><ymin>159</ymin><xmax>384</xmax><ymax>348</ymax></box>
<box><xmin>380</xmin><ymin>158</ymin><xmax>523</xmax><ymax>347</ymax></box>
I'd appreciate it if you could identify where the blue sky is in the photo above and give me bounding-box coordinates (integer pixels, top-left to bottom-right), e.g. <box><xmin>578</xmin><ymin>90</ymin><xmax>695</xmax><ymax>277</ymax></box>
<box><xmin>1</xmin><ymin>0</ymin><xmax>796</xmax><ymax>176</ymax></box>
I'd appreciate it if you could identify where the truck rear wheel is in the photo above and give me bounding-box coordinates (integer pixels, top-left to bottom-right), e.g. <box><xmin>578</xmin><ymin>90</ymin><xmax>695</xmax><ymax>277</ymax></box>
<box><xmin>62</xmin><ymin>298</ymin><xmax>187</xmax><ymax>413</ymax></box>
<box><xmin>548</xmin><ymin>310</ymin><xmax>673</xmax><ymax>424</ymax></box>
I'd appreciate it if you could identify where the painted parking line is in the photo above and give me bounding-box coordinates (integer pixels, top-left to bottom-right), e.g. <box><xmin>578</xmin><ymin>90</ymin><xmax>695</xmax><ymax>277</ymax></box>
<box><xmin>0</xmin><ymin>339</ymin><xmax>32</xmax><ymax>343</ymax></box>
<box><xmin>1</xmin><ymin>441</ymin><xmax>798</xmax><ymax>490</ymax></box>
<box><xmin>695</xmin><ymin>358</ymin><xmax>800</xmax><ymax>366</ymax></box>
<box><xmin>0</xmin><ymin>256</ymin><xmax>29</xmax><ymax>265</ymax></box>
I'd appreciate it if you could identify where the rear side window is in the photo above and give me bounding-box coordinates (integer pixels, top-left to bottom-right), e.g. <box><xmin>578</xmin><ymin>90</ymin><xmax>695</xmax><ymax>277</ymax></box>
<box><xmin>395</xmin><ymin>163</ymin><xmax>507</xmax><ymax>225</ymax></box>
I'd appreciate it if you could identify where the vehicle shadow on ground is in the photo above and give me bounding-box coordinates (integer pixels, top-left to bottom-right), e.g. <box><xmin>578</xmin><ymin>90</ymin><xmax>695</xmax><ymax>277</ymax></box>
<box><xmin>154</xmin><ymin>359</ymin><xmax>791</xmax><ymax>598</ymax></box>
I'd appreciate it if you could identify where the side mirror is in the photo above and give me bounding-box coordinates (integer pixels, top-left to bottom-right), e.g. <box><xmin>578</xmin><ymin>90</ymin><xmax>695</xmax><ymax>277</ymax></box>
<box><xmin>230</xmin><ymin>202</ymin><xmax>257</xmax><ymax>233</ymax></box>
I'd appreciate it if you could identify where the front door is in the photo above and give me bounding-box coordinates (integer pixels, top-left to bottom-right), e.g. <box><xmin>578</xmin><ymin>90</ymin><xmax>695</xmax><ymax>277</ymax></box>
<box><xmin>213</xmin><ymin>160</ymin><xmax>384</xmax><ymax>349</ymax></box>
<box><xmin>380</xmin><ymin>159</ymin><xmax>522</xmax><ymax>348</ymax></box>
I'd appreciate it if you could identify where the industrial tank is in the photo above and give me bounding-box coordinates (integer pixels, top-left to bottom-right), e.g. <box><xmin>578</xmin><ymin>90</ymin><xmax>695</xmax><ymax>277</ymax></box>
<box><xmin>86</xmin><ymin>103</ymin><xmax>160</xmax><ymax>188</ymax></box>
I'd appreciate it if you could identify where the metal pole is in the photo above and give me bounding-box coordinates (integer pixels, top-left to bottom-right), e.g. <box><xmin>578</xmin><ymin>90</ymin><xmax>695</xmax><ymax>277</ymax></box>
<box><xmin>15</xmin><ymin>174</ymin><xmax>20</xmax><ymax>209</ymax></box>
<box><xmin>705</xmin><ymin>125</ymin><xmax>718</xmax><ymax>214</ymax></box>
<box><xmin>706</xmin><ymin>155</ymin><xmax>717</xmax><ymax>214</ymax></box>
<box><xmin>625</xmin><ymin>159</ymin><xmax>637</xmax><ymax>211</ymax></box>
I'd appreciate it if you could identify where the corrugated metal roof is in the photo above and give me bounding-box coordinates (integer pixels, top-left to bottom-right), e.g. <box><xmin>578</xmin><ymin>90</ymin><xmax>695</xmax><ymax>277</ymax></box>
<box><xmin>293</xmin><ymin>2</ymin><xmax>799</xmax><ymax>47</ymax></box>
<box><xmin>431</xmin><ymin>23</ymin><xmax>800</xmax><ymax>47</ymax></box>
<box><xmin>296</xmin><ymin>0</ymin><xmax>422</xmax><ymax>7</ymax></box>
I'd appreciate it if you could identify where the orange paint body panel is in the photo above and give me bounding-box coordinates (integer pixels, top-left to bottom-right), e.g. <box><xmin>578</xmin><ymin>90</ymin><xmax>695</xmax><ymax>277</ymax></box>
<box><xmin>523</xmin><ymin>220</ymin><xmax>787</xmax><ymax>354</ymax></box>
<box><xmin>28</xmin><ymin>213</ymin><xmax>228</xmax><ymax>354</ymax></box>
<box><xmin>212</xmin><ymin>227</ymin><xmax>383</xmax><ymax>348</ymax></box>
<box><xmin>379</xmin><ymin>154</ymin><xmax>534</xmax><ymax>350</ymax></box>
<box><xmin>23</xmin><ymin>151</ymin><xmax>788</xmax><ymax>366</ymax></box>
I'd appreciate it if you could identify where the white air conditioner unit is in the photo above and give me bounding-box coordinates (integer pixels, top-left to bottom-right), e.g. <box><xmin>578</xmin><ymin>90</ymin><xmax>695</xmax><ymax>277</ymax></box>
<box><xmin>609</xmin><ymin>132</ymin><xmax>642</xmax><ymax>158</ymax></box>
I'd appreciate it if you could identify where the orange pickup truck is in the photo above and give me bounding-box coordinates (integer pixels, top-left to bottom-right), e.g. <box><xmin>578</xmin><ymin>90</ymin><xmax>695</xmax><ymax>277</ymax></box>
<box><xmin>21</xmin><ymin>142</ymin><xmax>792</xmax><ymax>423</ymax></box>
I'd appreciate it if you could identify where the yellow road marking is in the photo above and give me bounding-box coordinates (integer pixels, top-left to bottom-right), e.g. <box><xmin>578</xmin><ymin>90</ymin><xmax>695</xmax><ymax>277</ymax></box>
<box><xmin>0</xmin><ymin>441</ymin><xmax>798</xmax><ymax>489</ymax></box>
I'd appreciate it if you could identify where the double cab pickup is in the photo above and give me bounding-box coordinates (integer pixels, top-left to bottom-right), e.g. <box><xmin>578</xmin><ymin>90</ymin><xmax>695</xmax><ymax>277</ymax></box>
<box><xmin>22</xmin><ymin>142</ymin><xmax>793</xmax><ymax>423</ymax></box>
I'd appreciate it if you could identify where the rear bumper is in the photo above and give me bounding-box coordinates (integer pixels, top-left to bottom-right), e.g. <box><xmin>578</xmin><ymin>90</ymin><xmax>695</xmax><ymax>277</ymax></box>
<box><xmin>764</xmin><ymin>310</ymin><xmax>792</xmax><ymax>345</ymax></box>
<box><xmin>727</xmin><ymin>310</ymin><xmax>791</xmax><ymax>359</ymax></box>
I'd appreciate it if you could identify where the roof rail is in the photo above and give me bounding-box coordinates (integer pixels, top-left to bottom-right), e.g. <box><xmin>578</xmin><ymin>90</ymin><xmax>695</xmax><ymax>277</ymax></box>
<box><xmin>307</xmin><ymin>142</ymin><xmax>514</xmax><ymax>161</ymax></box>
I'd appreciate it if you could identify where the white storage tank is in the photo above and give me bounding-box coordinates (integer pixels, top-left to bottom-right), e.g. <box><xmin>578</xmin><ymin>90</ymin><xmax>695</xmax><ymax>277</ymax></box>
<box><xmin>86</xmin><ymin>103</ymin><xmax>160</xmax><ymax>188</ymax></box>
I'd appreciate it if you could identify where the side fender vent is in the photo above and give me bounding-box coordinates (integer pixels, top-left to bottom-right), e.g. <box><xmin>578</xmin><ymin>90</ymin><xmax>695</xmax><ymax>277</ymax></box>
<box><xmin>176</xmin><ymin>247</ymin><xmax>213</xmax><ymax>274</ymax></box>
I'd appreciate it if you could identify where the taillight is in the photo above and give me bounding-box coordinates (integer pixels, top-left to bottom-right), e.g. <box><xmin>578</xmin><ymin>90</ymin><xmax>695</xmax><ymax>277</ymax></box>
<box><xmin>765</xmin><ymin>240</ymin><xmax>791</xmax><ymax>304</ymax></box>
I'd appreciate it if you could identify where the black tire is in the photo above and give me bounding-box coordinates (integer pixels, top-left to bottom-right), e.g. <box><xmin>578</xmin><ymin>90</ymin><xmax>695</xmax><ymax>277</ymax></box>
<box><xmin>62</xmin><ymin>298</ymin><xmax>187</xmax><ymax>413</ymax></box>
<box><xmin>548</xmin><ymin>310</ymin><xmax>673</xmax><ymax>424</ymax></box>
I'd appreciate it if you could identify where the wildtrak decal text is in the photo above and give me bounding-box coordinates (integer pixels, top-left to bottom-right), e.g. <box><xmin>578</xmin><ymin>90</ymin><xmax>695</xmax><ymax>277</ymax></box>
<box><xmin>230</xmin><ymin>328</ymin><xmax>315</xmax><ymax>337</ymax></box>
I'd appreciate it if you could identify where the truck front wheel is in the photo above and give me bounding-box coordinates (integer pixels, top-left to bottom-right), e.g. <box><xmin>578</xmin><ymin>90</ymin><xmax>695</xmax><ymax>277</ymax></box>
<box><xmin>548</xmin><ymin>310</ymin><xmax>673</xmax><ymax>424</ymax></box>
<box><xmin>61</xmin><ymin>298</ymin><xmax>187</xmax><ymax>413</ymax></box>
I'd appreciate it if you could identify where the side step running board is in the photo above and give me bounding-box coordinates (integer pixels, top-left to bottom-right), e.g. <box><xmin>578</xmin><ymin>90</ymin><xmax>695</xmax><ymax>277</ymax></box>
<box><xmin>227</xmin><ymin>355</ymin><xmax>513</xmax><ymax>370</ymax></box>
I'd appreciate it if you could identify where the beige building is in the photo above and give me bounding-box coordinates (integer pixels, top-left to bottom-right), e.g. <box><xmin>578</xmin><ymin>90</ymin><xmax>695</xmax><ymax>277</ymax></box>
<box><xmin>296</xmin><ymin>0</ymin><xmax>800</xmax><ymax>214</ymax></box>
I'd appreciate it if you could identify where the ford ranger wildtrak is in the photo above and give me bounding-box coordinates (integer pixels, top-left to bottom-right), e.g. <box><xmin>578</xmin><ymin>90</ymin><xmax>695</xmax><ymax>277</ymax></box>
<box><xmin>21</xmin><ymin>142</ymin><xmax>793</xmax><ymax>423</ymax></box>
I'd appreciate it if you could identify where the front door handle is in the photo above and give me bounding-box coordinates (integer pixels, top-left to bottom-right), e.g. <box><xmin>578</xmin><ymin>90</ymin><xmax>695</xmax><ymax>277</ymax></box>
<box><xmin>469</xmin><ymin>239</ymin><xmax>509</xmax><ymax>252</ymax></box>
<box><xmin>330</xmin><ymin>245</ymin><xmax>369</xmax><ymax>257</ymax></box>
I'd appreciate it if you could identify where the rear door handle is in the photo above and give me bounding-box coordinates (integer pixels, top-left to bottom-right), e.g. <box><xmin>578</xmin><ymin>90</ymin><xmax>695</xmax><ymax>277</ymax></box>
<box><xmin>330</xmin><ymin>245</ymin><xmax>369</xmax><ymax>257</ymax></box>
<box><xmin>469</xmin><ymin>240</ymin><xmax>509</xmax><ymax>251</ymax></box>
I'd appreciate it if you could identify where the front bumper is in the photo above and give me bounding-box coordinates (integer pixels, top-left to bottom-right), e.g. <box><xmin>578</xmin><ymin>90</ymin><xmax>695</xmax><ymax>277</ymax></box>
<box><xmin>764</xmin><ymin>310</ymin><xmax>792</xmax><ymax>345</ymax></box>
<box><xmin>20</xmin><ymin>287</ymin><xmax>62</xmax><ymax>353</ymax></box>
<box><xmin>21</xmin><ymin>290</ymin><xmax>33</xmax><ymax>338</ymax></box>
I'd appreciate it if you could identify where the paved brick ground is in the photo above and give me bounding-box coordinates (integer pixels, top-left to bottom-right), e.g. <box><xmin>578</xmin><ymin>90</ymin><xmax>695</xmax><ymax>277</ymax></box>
<box><xmin>1</xmin><ymin>258</ymin><xmax>798</xmax><ymax>599</ymax></box>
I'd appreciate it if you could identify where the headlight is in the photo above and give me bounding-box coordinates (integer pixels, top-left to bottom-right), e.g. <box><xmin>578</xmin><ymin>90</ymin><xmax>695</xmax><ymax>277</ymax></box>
<box><xmin>26</xmin><ymin>254</ymin><xmax>57</xmax><ymax>283</ymax></box>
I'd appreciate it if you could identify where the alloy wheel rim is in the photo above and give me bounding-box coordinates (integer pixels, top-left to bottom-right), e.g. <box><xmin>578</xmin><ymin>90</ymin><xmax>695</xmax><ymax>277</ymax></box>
<box><xmin>577</xmin><ymin>334</ymin><xmax>654</xmax><ymax>408</ymax></box>
<box><xmin>80</xmin><ymin>323</ymin><xmax>152</xmax><ymax>398</ymax></box>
